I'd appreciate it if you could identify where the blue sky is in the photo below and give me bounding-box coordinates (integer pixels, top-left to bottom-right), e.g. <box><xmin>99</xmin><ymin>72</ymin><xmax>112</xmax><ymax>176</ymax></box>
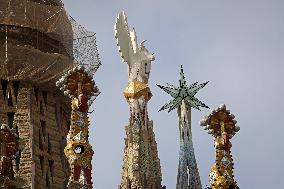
<box><xmin>63</xmin><ymin>1</ymin><xmax>284</xmax><ymax>188</ymax></box>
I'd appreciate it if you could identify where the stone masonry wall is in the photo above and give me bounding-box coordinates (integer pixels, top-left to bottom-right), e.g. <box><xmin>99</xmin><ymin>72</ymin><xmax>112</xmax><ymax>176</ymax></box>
<box><xmin>31</xmin><ymin>86</ymin><xmax>70</xmax><ymax>189</ymax></box>
<box><xmin>0</xmin><ymin>80</ymin><xmax>33</xmax><ymax>188</ymax></box>
<box><xmin>0</xmin><ymin>80</ymin><xmax>71</xmax><ymax>189</ymax></box>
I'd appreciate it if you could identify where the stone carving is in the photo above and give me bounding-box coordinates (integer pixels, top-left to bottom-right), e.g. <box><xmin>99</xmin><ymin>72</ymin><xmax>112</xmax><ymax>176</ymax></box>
<box><xmin>115</xmin><ymin>11</ymin><xmax>154</xmax><ymax>84</ymax></box>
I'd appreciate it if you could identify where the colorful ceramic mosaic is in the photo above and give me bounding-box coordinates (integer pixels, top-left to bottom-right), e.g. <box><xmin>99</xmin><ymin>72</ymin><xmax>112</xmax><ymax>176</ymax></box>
<box><xmin>200</xmin><ymin>104</ymin><xmax>240</xmax><ymax>189</ymax></box>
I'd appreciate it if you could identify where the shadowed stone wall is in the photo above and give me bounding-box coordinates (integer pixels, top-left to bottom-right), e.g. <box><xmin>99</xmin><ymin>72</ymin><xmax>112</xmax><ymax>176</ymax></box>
<box><xmin>0</xmin><ymin>80</ymin><xmax>71</xmax><ymax>188</ymax></box>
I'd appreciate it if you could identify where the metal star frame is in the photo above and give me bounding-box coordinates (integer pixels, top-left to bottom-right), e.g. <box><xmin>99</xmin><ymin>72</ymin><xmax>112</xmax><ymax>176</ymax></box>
<box><xmin>157</xmin><ymin>65</ymin><xmax>209</xmax><ymax>112</ymax></box>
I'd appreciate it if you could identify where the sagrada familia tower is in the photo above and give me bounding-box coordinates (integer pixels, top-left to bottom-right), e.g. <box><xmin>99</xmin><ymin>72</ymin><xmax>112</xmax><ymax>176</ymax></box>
<box><xmin>115</xmin><ymin>12</ymin><xmax>165</xmax><ymax>189</ymax></box>
<box><xmin>0</xmin><ymin>1</ymin><xmax>241</xmax><ymax>189</ymax></box>
<box><xmin>0</xmin><ymin>0</ymin><xmax>100</xmax><ymax>188</ymax></box>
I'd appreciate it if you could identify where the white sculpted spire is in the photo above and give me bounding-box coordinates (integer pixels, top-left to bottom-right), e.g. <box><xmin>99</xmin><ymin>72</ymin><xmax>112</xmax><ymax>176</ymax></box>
<box><xmin>115</xmin><ymin>11</ymin><xmax>165</xmax><ymax>189</ymax></box>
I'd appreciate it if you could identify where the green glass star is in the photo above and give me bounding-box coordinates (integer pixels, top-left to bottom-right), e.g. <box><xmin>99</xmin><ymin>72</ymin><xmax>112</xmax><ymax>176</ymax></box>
<box><xmin>157</xmin><ymin>65</ymin><xmax>209</xmax><ymax>112</ymax></box>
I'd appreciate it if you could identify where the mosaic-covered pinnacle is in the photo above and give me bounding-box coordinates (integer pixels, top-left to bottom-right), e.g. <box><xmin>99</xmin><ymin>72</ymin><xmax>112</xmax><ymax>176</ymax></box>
<box><xmin>200</xmin><ymin>104</ymin><xmax>240</xmax><ymax>138</ymax></box>
<box><xmin>157</xmin><ymin>65</ymin><xmax>209</xmax><ymax>112</ymax></box>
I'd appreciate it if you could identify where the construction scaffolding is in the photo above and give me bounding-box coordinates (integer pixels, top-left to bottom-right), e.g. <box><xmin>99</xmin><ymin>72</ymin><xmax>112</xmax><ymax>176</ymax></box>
<box><xmin>0</xmin><ymin>0</ymin><xmax>100</xmax><ymax>85</ymax></box>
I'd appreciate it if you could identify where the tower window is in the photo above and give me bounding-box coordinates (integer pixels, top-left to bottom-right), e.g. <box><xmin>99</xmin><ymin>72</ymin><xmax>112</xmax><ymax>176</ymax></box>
<box><xmin>7</xmin><ymin>91</ymin><xmax>13</xmax><ymax>106</ymax></box>
<box><xmin>39</xmin><ymin>156</ymin><xmax>44</xmax><ymax>175</ymax></box>
<box><xmin>15</xmin><ymin>150</ymin><xmax>21</xmax><ymax>172</ymax></box>
<box><xmin>40</xmin><ymin>101</ymin><xmax>44</xmax><ymax>115</ymax></box>
<box><xmin>7</xmin><ymin>112</ymin><xmax>15</xmax><ymax>129</ymax></box>
<box><xmin>14</xmin><ymin>121</ymin><xmax>20</xmax><ymax>171</ymax></box>
<box><xmin>39</xmin><ymin>129</ymin><xmax>43</xmax><ymax>150</ymax></box>
<box><xmin>48</xmin><ymin>160</ymin><xmax>54</xmax><ymax>177</ymax></box>
<box><xmin>47</xmin><ymin>134</ymin><xmax>51</xmax><ymax>154</ymax></box>
<box><xmin>42</xmin><ymin>91</ymin><xmax>47</xmax><ymax>108</ymax></box>
<box><xmin>41</xmin><ymin>120</ymin><xmax>46</xmax><ymax>138</ymax></box>
<box><xmin>34</xmin><ymin>87</ymin><xmax>39</xmax><ymax>105</ymax></box>
<box><xmin>12</xmin><ymin>81</ymin><xmax>19</xmax><ymax>102</ymax></box>
<box><xmin>46</xmin><ymin>172</ymin><xmax>51</xmax><ymax>188</ymax></box>
<box><xmin>1</xmin><ymin>79</ymin><xmax>8</xmax><ymax>99</ymax></box>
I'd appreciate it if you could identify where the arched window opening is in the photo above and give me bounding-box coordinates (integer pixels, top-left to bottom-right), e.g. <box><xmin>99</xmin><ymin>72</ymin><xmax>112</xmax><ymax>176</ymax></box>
<box><xmin>34</xmin><ymin>87</ymin><xmax>39</xmax><ymax>105</ymax></box>
<box><xmin>39</xmin><ymin>156</ymin><xmax>44</xmax><ymax>176</ymax></box>
<box><xmin>1</xmin><ymin>79</ymin><xmax>8</xmax><ymax>99</ymax></box>
<box><xmin>7</xmin><ymin>112</ymin><xmax>15</xmax><ymax>129</ymax></box>
<box><xmin>7</xmin><ymin>91</ymin><xmax>13</xmax><ymax>106</ymax></box>
<box><xmin>12</xmin><ymin>81</ymin><xmax>19</xmax><ymax>103</ymax></box>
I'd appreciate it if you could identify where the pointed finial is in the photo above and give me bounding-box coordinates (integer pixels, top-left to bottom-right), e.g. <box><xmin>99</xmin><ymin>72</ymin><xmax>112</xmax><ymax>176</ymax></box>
<box><xmin>157</xmin><ymin>66</ymin><xmax>209</xmax><ymax>112</ymax></box>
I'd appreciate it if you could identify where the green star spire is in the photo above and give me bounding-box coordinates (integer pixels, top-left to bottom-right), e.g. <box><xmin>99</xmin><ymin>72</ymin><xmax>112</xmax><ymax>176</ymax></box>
<box><xmin>157</xmin><ymin>65</ymin><xmax>209</xmax><ymax>112</ymax></box>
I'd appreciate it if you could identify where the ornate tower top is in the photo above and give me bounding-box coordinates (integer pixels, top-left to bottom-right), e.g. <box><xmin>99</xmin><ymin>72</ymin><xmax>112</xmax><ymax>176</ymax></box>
<box><xmin>157</xmin><ymin>65</ymin><xmax>209</xmax><ymax>189</ymax></box>
<box><xmin>57</xmin><ymin>65</ymin><xmax>100</xmax><ymax>189</ymax></box>
<box><xmin>115</xmin><ymin>11</ymin><xmax>165</xmax><ymax>189</ymax></box>
<box><xmin>56</xmin><ymin>13</ymin><xmax>101</xmax><ymax>188</ymax></box>
<box><xmin>55</xmin><ymin>3</ymin><xmax>101</xmax><ymax>188</ymax></box>
<box><xmin>200</xmin><ymin>104</ymin><xmax>240</xmax><ymax>189</ymax></box>
<box><xmin>157</xmin><ymin>65</ymin><xmax>209</xmax><ymax>112</ymax></box>
<box><xmin>115</xmin><ymin>11</ymin><xmax>155</xmax><ymax>84</ymax></box>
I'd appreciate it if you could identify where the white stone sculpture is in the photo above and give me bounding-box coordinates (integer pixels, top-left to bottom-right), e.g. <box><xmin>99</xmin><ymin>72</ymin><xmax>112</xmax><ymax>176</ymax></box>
<box><xmin>115</xmin><ymin>11</ymin><xmax>155</xmax><ymax>84</ymax></box>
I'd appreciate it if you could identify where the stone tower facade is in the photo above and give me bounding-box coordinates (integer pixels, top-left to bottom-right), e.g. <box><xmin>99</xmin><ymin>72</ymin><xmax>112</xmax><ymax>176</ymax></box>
<box><xmin>0</xmin><ymin>81</ymin><xmax>71</xmax><ymax>188</ymax></box>
<box><xmin>0</xmin><ymin>0</ymin><xmax>74</xmax><ymax>188</ymax></box>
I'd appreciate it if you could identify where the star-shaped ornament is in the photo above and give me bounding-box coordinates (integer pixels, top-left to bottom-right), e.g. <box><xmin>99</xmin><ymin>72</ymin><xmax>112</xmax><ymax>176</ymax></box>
<box><xmin>157</xmin><ymin>65</ymin><xmax>209</xmax><ymax>112</ymax></box>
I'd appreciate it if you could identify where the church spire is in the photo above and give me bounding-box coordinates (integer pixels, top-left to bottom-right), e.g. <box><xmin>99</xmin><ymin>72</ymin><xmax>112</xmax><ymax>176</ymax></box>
<box><xmin>115</xmin><ymin>11</ymin><xmax>165</xmax><ymax>189</ymax></box>
<box><xmin>157</xmin><ymin>65</ymin><xmax>209</xmax><ymax>189</ymax></box>
<box><xmin>200</xmin><ymin>104</ymin><xmax>240</xmax><ymax>189</ymax></box>
<box><xmin>57</xmin><ymin>65</ymin><xmax>100</xmax><ymax>189</ymax></box>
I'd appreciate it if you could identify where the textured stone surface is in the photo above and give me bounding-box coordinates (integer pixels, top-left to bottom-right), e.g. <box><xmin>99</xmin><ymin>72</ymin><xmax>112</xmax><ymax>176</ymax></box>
<box><xmin>0</xmin><ymin>80</ymin><xmax>71</xmax><ymax>188</ymax></box>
